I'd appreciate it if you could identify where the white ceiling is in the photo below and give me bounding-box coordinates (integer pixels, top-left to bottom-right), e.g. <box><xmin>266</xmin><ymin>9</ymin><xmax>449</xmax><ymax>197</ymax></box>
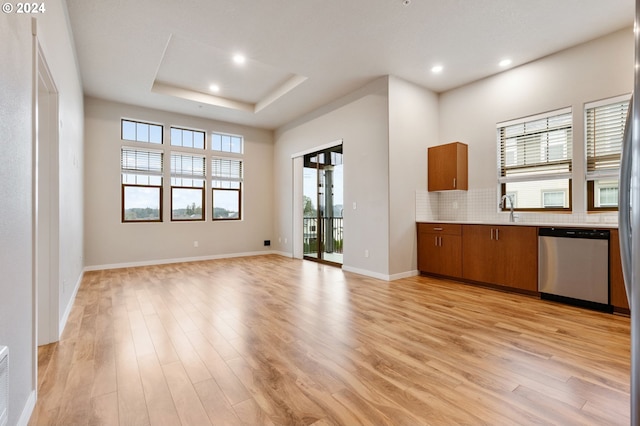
<box><xmin>65</xmin><ymin>0</ymin><xmax>634</xmax><ymax>130</ymax></box>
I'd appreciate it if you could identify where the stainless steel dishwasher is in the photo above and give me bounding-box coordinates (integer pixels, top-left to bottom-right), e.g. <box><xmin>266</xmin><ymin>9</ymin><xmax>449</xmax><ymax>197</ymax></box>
<box><xmin>538</xmin><ymin>227</ymin><xmax>611</xmax><ymax>312</ymax></box>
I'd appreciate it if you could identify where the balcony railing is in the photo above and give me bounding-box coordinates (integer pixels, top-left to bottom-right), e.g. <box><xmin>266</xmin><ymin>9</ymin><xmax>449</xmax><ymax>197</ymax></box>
<box><xmin>303</xmin><ymin>217</ymin><xmax>343</xmax><ymax>254</ymax></box>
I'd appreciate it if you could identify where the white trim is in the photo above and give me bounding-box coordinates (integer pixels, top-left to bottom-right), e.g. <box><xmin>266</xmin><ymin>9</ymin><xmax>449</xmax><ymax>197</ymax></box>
<box><xmin>83</xmin><ymin>250</ymin><xmax>276</xmax><ymax>271</ymax></box>
<box><xmin>389</xmin><ymin>270</ymin><xmax>420</xmax><ymax>281</ymax></box>
<box><xmin>496</xmin><ymin>106</ymin><xmax>572</xmax><ymax>128</ymax></box>
<box><xmin>498</xmin><ymin>171</ymin><xmax>572</xmax><ymax>184</ymax></box>
<box><xmin>16</xmin><ymin>390</ymin><xmax>36</xmax><ymax>426</ymax></box>
<box><xmin>584</xmin><ymin>93</ymin><xmax>631</xmax><ymax>110</ymax></box>
<box><xmin>345</xmin><ymin>266</ymin><xmax>424</xmax><ymax>281</ymax></box>
<box><xmin>291</xmin><ymin>139</ymin><xmax>343</xmax><ymax>159</ymax></box>
<box><xmin>342</xmin><ymin>265</ymin><xmax>393</xmax><ymax>281</ymax></box>
<box><xmin>58</xmin><ymin>271</ymin><xmax>84</xmax><ymax>339</ymax></box>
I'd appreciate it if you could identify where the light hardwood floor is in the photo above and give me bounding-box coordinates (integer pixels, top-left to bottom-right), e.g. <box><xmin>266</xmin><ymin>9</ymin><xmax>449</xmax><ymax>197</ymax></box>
<box><xmin>29</xmin><ymin>255</ymin><xmax>630</xmax><ymax>425</ymax></box>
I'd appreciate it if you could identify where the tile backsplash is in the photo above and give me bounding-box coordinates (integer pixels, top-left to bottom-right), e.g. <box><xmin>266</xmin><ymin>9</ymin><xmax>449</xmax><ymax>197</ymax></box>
<box><xmin>416</xmin><ymin>188</ymin><xmax>618</xmax><ymax>225</ymax></box>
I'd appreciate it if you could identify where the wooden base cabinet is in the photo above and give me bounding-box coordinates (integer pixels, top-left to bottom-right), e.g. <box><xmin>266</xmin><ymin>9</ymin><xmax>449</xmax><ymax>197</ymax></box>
<box><xmin>417</xmin><ymin>223</ymin><xmax>462</xmax><ymax>278</ymax></box>
<box><xmin>610</xmin><ymin>230</ymin><xmax>629</xmax><ymax>311</ymax></box>
<box><xmin>462</xmin><ymin>225</ymin><xmax>538</xmax><ymax>292</ymax></box>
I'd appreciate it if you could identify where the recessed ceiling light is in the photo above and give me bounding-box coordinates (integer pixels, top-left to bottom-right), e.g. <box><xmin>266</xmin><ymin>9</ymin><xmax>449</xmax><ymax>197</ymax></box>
<box><xmin>431</xmin><ymin>65</ymin><xmax>443</xmax><ymax>74</ymax></box>
<box><xmin>209</xmin><ymin>84</ymin><xmax>220</xmax><ymax>93</ymax></box>
<box><xmin>499</xmin><ymin>58</ymin><xmax>512</xmax><ymax>67</ymax></box>
<box><xmin>233</xmin><ymin>54</ymin><xmax>246</xmax><ymax>65</ymax></box>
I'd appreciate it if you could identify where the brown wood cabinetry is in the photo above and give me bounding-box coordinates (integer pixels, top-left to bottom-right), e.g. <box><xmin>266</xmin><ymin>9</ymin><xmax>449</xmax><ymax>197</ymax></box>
<box><xmin>428</xmin><ymin>142</ymin><xmax>468</xmax><ymax>191</ymax></box>
<box><xmin>417</xmin><ymin>223</ymin><xmax>462</xmax><ymax>278</ymax></box>
<box><xmin>610</xmin><ymin>230</ymin><xmax>629</xmax><ymax>311</ymax></box>
<box><xmin>462</xmin><ymin>224</ymin><xmax>538</xmax><ymax>292</ymax></box>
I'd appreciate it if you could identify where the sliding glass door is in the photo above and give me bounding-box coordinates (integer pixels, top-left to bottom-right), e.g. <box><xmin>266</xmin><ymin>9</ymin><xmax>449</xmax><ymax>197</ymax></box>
<box><xmin>303</xmin><ymin>145</ymin><xmax>343</xmax><ymax>265</ymax></box>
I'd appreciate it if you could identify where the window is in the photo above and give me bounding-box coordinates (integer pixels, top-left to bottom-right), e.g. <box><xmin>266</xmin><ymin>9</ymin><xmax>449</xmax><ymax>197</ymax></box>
<box><xmin>171</xmin><ymin>127</ymin><xmax>205</xmax><ymax>149</ymax></box>
<box><xmin>212</xmin><ymin>132</ymin><xmax>242</xmax><ymax>154</ymax></box>
<box><xmin>121</xmin><ymin>147</ymin><xmax>163</xmax><ymax>222</ymax></box>
<box><xmin>585</xmin><ymin>95</ymin><xmax>629</xmax><ymax>211</ymax></box>
<box><xmin>542</xmin><ymin>190</ymin><xmax>567</xmax><ymax>208</ymax></box>
<box><xmin>498</xmin><ymin>108</ymin><xmax>572</xmax><ymax>210</ymax></box>
<box><xmin>171</xmin><ymin>153</ymin><xmax>206</xmax><ymax>221</ymax></box>
<box><xmin>120</xmin><ymin>118</ymin><xmax>247</xmax><ymax>223</ymax></box>
<box><xmin>212</xmin><ymin>158</ymin><xmax>242</xmax><ymax>220</ymax></box>
<box><xmin>122</xmin><ymin>119</ymin><xmax>163</xmax><ymax>144</ymax></box>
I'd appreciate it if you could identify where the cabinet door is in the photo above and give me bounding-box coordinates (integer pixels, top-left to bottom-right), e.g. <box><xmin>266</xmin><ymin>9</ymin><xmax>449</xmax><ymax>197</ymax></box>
<box><xmin>417</xmin><ymin>224</ymin><xmax>462</xmax><ymax>278</ymax></box>
<box><xmin>427</xmin><ymin>142</ymin><xmax>468</xmax><ymax>191</ymax></box>
<box><xmin>493</xmin><ymin>226</ymin><xmax>538</xmax><ymax>291</ymax></box>
<box><xmin>610</xmin><ymin>230</ymin><xmax>629</xmax><ymax>310</ymax></box>
<box><xmin>462</xmin><ymin>225</ymin><xmax>500</xmax><ymax>284</ymax></box>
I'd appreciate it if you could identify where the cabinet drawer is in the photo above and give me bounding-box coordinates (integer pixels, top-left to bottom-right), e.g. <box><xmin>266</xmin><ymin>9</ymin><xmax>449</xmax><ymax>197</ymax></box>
<box><xmin>418</xmin><ymin>223</ymin><xmax>461</xmax><ymax>235</ymax></box>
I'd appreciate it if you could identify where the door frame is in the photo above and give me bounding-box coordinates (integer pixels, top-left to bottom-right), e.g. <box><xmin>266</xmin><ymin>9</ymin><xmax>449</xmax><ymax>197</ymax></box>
<box><xmin>33</xmin><ymin>37</ymin><xmax>60</xmax><ymax>349</ymax></box>
<box><xmin>291</xmin><ymin>139</ymin><xmax>343</xmax><ymax>263</ymax></box>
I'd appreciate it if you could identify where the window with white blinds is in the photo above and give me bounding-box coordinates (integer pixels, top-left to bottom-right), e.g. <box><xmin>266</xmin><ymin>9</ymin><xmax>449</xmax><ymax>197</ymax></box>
<box><xmin>121</xmin><ymin>147</ymin><xmax>163</xmax><ymax>222</ymax></box>
<box><xmin>170</xmin><ymin>153</ymin><xmax>206</xmax><ymax>221</ymax></box>
<box><xmin>212</xmin><ymin>158</ymin><xmax>243</xmax><ymax>220</ymax></box>
<box><xmin>497</xmin><ymin>108</ymin><xmax>573</xmax><ymax>210</ymax></box>
<box><xmin>171</xmin><ymin>153</ymin><xmax>206</xmax><ymax>187</ymax></box>
<box><xmin>585</xmin><ymin>95</ymin><xmax>629</xmax><ymax>210</ymax></box>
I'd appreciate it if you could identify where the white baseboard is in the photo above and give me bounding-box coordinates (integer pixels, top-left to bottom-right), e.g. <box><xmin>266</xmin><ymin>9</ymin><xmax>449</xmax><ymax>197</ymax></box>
<box><xmin>59</xmin><ymin>270</ymin><xmax>84</xmax><ymax>339</ymax></box>
<box><xmin>389</xmin><ymin>270</ymin><xmax>419</xmax><ymax>280</ymax></box>
<box><xmin>84</xmin><ymin>250</ymin><xmax>278</xmax><ymax>272</ymax></box>
<box><xmin>341</xmin><ymin>265</ymin><xmax>419</xmax><ymax>281</ymax></box>
<box><xmin>16</xmin><ymin>390</ymin><xmax>35</xmax><ymax>426</ymax></box>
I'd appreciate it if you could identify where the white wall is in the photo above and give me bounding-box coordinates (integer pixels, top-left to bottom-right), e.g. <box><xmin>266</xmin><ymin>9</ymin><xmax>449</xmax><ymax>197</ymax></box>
<box><xmin>36</xmin><ymin>0</ymin><xmax>86</xmax><ymax>336</ymax></box>
<box><xmin>0</xmin><ymin>13</ymin><xmax>35</xmax><ymax>426</ymax></box>
<box><xmin>84</xmin><ymin>97</ymin><xmax>274</xmax><ymax>268</ymax></box>
<box><xmin>274</xmin><ymin>77</ymin><xmax>391</xmax><ymax>278</ymax></box>
<box><xmin>439</xmin><ymin>28</ymin><xmax>633</xmax><ymax>214</ymax></box>
<box><xmin>388</xmin><ymin>76</ymin><xmax>439</xmax><ymax>276</ymax></box>
<box><xmin>0</xmin><ymin>0</ymin><xmax>84</xmax><ymax>423</ymax></box>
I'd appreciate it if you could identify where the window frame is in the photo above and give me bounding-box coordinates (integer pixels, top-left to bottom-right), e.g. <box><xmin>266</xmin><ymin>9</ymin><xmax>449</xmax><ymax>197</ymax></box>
<box><xmin>585</xmin><ymin>94</ymin><xmax>629</xmax><ymax>212</ymax></box>
<box><xmin>170</xmin><ymin>186</ymin><xmax>206</xmax><ymax>221</ymax></box>
<box><xmin>170</xmin><ymin>152</ymin><xmax>206</xmax><ymax>222</ymax></box>
<box><xmin>121</xmin><ymin>118</ymin><xmax>163</xmax><ymax>144</ymax></box>
<box><xmin>211</xmin><ymin>156</ymin><xmax>243</xmax><ymax>221</ymax></box>
<box><xmin>121</xmin><ymin>146</ymin><xmax>164</xmax><ymax>223</ymax></box>
<box><xmin>497</xmin><ymin>107</ymin><xmax>573</xmax><ymax>212</ymax></box>
<box><xmin>121</xmin><ymin>184</ymin><xmax>163</xmax><ymax>223</ymax></box>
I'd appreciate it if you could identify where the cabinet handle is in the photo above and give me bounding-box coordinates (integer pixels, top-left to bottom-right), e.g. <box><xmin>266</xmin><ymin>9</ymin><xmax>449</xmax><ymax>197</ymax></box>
<box><xmin>495</xmin><ymin>228</ymin><xmax>499</xmax><ymax>240</ymax></box>
<box><xmin>439</xmin><ymin>236</ymin><xmax>443</xmax><ymax>246</ymax></box>
<box><xmin>433</xmin><ymin>227</ymin><xmax>443</xmax><ymax>231</ymax></box>
<box><xmin>435</xmin><ymin>236</ymin><xmax>438</xmax><ymax>246</ymax></box>
<box><xmin>490</xmin><ymin>229</ymin><xmax>494</xmax><ymax>240</ymax></box>
<box><xmin>453</xmin><ymin>178</ymin><xmax>456</xmax><ymax>188</ymax></box>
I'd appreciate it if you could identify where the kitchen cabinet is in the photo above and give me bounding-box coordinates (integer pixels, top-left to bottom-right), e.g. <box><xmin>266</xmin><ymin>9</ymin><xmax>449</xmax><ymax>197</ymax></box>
<box><xmin>417</xmin><ymin>223</ymin><xmax>462</xmax><ymax>278</ymax></box>
<box><xmin>428</xmin><ymin>142</ymin><xmax>468</xmax><ymax>191</ymax></box>
<box><xmin>610</xmin><ymin>230</ymin><xmax>629</xmax><ymax>311</ymax></box>
<box><xmin>462</xmin><ymin>224</ymin><xmax>538</xmax><ymax>292</ymax></box>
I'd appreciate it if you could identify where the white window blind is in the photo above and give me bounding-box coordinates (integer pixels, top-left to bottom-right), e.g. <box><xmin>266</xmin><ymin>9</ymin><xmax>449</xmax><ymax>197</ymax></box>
<box><xmin>498</xmin><ymin>108</ymin><xmax>573</xmax><ymax>183</ymax></box>
<box><xmin>121</xmin><ymin>147</ymin><xmax>163</xmax><ymax>176</ymax></box>
<box><xmin>171</xmin><ymin>153</ymin><xmax>206</xmax><ymax>179</ymax></box>
<box><xmin>586</xmin><ymin>97</ymin><xmax>629</xmax><ymax>180</ymax></box>
<box><xmin>212</xmin><ymin>158</ymin><xmax>243</xmax><ymax>181</ymax></box>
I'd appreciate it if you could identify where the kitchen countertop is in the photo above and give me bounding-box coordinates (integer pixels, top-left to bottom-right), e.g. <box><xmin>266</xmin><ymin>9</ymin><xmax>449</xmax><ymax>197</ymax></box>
<box><xmin>417</xmin><ymin>220</ymin><xmax>618</xmax><ymax>229</ymax></box>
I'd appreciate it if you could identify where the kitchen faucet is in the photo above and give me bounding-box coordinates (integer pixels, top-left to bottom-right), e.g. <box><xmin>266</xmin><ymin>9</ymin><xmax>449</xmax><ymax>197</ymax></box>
<box><xmin>500</xmin><ymin>194</ymin><xmax>515</xmax><ymax>222</ymax></box>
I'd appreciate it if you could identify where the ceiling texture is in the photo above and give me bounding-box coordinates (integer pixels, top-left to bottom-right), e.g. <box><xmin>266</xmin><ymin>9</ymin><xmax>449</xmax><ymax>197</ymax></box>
<box><xmin>65</xmin><ymin>0</ymin><xmax>634</xmax><ymax>130</ymax></box>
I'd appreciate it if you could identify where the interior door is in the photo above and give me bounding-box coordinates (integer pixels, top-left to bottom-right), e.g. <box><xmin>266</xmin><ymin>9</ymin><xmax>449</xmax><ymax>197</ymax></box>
<box><xmin>303</xmin><ymin>145</ymin><xmax>343</xmax><ymax>265</ymax></box>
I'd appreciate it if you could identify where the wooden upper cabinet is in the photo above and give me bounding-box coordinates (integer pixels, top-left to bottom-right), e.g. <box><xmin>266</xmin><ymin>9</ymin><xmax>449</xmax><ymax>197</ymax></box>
<box><xmin>428</xmin><ymin>142</ymin><xmax>468</xmax><ymax>191</ymax></box>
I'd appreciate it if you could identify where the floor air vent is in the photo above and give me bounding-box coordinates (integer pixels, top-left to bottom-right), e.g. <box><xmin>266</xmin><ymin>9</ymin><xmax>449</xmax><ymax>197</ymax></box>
<box><xmin>0</xmin><ymin>346</ymin><xmax>7</xmax><ymax>426</ymax></box>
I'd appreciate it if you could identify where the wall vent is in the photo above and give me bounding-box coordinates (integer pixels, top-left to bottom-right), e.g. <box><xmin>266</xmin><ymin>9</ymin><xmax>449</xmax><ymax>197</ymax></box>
<box><xmin>0</xmin><ymin>346</ymin><xmax>7</xmax><ymax>426</ymax></box>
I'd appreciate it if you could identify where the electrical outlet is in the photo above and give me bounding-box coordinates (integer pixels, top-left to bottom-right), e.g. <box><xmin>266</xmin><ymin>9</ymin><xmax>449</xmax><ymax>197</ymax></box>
<box><xmin>364</xmin><ymin>249</ymin><xmax>369</xmax><ymax>258</ymax></box>
<box><xmin>193</xmin><ymin>241</ymin><xmax>199</xmax><ymax>248</ymax></box>
<box><xmin>264</xmin><ymin>240</ymin><xmax>271</xmax><ymax>246</ymax></box>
